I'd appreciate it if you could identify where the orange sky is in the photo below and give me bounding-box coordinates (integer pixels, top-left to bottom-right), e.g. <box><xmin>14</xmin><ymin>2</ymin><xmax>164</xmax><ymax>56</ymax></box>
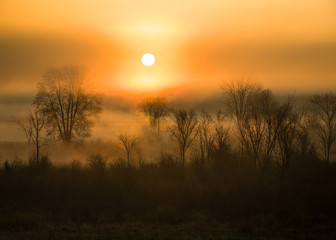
<box><xmin>1</xmin><ymin>0</ymin><xmax>336</xmax><ymax>97</ymax></box>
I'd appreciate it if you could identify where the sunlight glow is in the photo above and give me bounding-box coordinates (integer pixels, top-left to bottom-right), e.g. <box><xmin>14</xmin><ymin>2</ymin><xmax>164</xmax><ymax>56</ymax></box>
<box><xmin>131</xmin><ymin>75</ymin><xmax>161</xmax><ymax>91</ymax></box>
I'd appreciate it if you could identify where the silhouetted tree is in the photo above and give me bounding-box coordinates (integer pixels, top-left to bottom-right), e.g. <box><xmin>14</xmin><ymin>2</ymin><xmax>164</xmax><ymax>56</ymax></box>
<box><xmin>310</xmin><ymin>93</ymin><xmax>336</xmax><ymax>162</ymax></box>
<box><xmin>197</xmin><ymin>110</ymin><xmax>214</xmax><ymax>165</ymax></box>
<box><xmin>222</xmin><ymin>79</ymin><xmax>262</xmax><ymax>163</ymax></box>
<box><xmin>212</xmin><ymin>110</ymin><xmax>231</xmax><ymax>155</ymax></box>
<box><xmin>257</xmin><ymin>90</ymin><xmax>295</xmax><ymax>168</ymax></box>
<box><xmin>275</xmin><ymin>97</ymin><xmax>300</xmax><ymax>175</ymax></box>
<box><xmin>168</xmin><ymin>110</ymin><xmax>198</xmax><ymax>166</ymax></box>
<box><xmin>224</xmin><ymin>81</ymin><xmax>294</xmax><ymax>169</ymax></box>
<box><xmin>297</xmin><ymin>115</ymin><xmax>317</xmax><ymax>159</ymax></box>
<box><xmin>139</xmin><ymin>97</ymin><xmax>169</xmax><ymax>135</ymax></box>
<box><xmin>33</xmin><ymin>66</ymin><xmax>102</xmax><ymax>142</ymax></box>
<box><xmin>222</xmin><ymin>79</ymin><xmax>262</xmax><ymax>122</ymax></box>
<box><xmin>118</xmin><ymin>134</ymin><xmax>137</xmax><ymax>166</ymax></box>
<box><xmin>240</xmin><ymin>90</ymin><xmax>275</xmax><ymax>168</ymax></box>
<box><xmin>17</xmin><ymin>109</ymin><xmax>45</xmax><ymax>163</ymax></box>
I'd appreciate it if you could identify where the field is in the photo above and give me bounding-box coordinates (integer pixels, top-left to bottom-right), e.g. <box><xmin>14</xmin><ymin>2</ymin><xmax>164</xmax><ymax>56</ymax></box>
<box><xmin>1</xmin><ymin>150</ymin><xmax>336</xmax><ymax>239</ymax></box>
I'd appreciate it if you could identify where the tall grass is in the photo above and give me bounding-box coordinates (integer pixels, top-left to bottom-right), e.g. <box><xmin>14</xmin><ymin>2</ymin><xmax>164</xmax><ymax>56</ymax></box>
<box><xmin>1</xmin><ymin>151</ymin><xmax>336</xmax><ymax>227</ymax></box>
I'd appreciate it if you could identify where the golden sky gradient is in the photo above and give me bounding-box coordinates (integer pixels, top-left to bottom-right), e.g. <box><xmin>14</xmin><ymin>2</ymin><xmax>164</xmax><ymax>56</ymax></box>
<box><xmin>1</xmin><ymin>0</ymin><xmax>336</xmax><ymax>97</ymax></box>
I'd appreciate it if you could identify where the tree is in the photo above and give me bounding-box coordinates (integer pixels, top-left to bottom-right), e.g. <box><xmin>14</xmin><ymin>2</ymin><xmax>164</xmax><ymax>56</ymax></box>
<box><xmin>296</xmin><ymin>115</ymin><xmax>317</xmax><ymax>159</ymax></box>
<box><xmin>118</xmin><ymin>134</ymin><xmax>137</xmax><ymax>166</ymax></box>
<box><xmin>238</xmin><ymin>89</ymin><xmax>275</xmax><ymax>168</ymax></box>
<box><xmin>212</xmin><ymin>110</ymin><xmax>231</xmax><ymax>156</ymax></box>
<box><xmin>139</xmin><ymin>97</ymin><xmax>169</xmax><ymax>135</ymax></box>
<box><xmin>222</xmin><ymin>79</ymin><xmax>262</xmax><ymax>122</ymax></box>
<box><xmin>222</xmin><ymin>80</ymin><xmax>261</xmax><ymax>166</ymax></box>
<box><xmin>197</xmin><ymin>110</ymin><xmax>214</xmax><ymax>165</ymax></box>
<box><xmin>310</xmin><ymin>93</ymin><xmax>336</xmax><ymax>162</ymax></box>
<box><xmin>275</xmin><ymin>98</ymin><xmax>300</xmax><ymax>175</ymax></box>
<box><xmin>33</xmin><ymin>66</ymin><xmax>102</xmax><ymax>142</ymax></box>
<box><xmin>223</xmin><ymin>81</ymin><xmax>293</xmax><ymax>169</ymax></box>
<box><xmin>17</xmin><ymin>109</ymin><xmax>45</xmax><ymax>163</ymax></box>
<box><xmin>168</xmin><ymin>110</ymin><xmax>198</xmax><ymax>166</ymax></box>
<box><xmin>222</xmin><ymin>80</ymin><xmax>261</xmax><ymax>161</ymax></box>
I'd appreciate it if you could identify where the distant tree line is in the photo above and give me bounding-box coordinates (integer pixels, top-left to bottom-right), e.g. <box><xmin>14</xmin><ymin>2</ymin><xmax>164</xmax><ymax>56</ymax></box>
<box><xmin>16</xmin><ymin>67</ymin><xmax>336</xmax><ymax>173</ymax></box>
<box><xmin>137</xmin><ymin>81</ymin><xmax>336</xmax><ymax>174</ymax></box>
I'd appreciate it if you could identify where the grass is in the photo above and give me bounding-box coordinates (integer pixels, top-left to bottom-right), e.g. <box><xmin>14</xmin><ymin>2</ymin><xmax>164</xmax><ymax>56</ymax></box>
<box><xmin>0</xmin><ymin>212</ymin><xmax>335</xmax><ymax>240</ymax></box>
<box><xmin>1</xmin><ymin>152</ymin><xmax>336</xmax><ymax>239</ymax></box>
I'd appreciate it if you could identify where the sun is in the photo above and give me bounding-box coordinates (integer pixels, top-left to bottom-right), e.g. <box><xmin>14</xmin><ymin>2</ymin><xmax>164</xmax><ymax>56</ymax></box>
<box><xmin>141</xmin><ymin>53</ymin><xmax>155</xmax><ymax>66</ymax></box>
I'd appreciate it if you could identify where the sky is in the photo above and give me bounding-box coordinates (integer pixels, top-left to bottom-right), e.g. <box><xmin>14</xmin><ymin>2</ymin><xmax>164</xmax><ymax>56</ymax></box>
<box><xmin>1</xmin><ymin>0</ymin><xmax>336</xmax><ymax>141</ymax></box>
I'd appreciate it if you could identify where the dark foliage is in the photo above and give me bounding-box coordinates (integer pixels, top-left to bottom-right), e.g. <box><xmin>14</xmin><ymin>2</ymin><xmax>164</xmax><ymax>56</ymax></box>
<box><xmin>1</xmin><ymin>152</ymin><xmax>336</xmax><ymax>228</ymax></box>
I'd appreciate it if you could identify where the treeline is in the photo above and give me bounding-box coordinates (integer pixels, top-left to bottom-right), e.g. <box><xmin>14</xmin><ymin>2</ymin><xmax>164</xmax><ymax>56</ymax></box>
<box><xmin>2</xmin><ymin>68</ymin><xmax>336</xmax><ymax>234</ymax></box>
<box><xmin>13</xmin><ymin>66</ymin><xmax>336</xmax><ymax>172</ymax></box>
<box><xmin>136</xmin><ymin>80</ymin><xmax>336</xmax><ymax>176</ymax></box>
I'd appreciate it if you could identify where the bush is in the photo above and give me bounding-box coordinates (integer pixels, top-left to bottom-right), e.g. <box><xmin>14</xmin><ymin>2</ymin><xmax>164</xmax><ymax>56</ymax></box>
<box><xmin>3</xmin><ymin>156</ymin><xmax>23</xmax><ymax>172</ymax></box>
<box><xmin>70</xmin><ymin>159</ymin><xmax>82</xmax><ymax>171</ymax></box>
<box><xmin>28</xmin><ymin>153</ymin><xmax>52</xmax><ymax>170</ymax></box>
<box><xmin>87</xmin><ymin>153</ymin><xmax>107</xmax><ymax>173</ymax></box>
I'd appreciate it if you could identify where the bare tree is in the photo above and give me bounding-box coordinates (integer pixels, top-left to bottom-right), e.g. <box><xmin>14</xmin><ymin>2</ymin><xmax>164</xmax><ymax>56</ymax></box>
<box><xmin>168</xmin><ymin>110</ymin><xmax>198</xmax><ymax>166</ymax></box>
<box><xmin>310</xmin><ymin>93</ymin><xmax>336</xmax><ymax>162</ymax></box>
<box><xmin>212</xmin><ymin>110</ymin><xmax>231</xmax><ymax>155</ymax></box>
<box><xmin>239</xmin><ymin>90</ymin><xmax>273</xmax><ymax>168</ymax></box>
<box><xmin>17</xmin><ymin>109</ymin><xmax>45</xmax><ymax>163</ymax></box>
<box><xmin>223</xmin><ymin>81</ymin><xmax>293</xmax><ymax>169</ymax></box>
<box><xmin>275</xmin><ymin>98</ymin><xmax>300</xmax><ymax>174</ymax></box>
<box><xmin>33</xmin><ymin>66</ymin><xmax>102</xmax><ymax>142</ymax></box>
<box><xmin>197</xmin><ymin>110</ymin><xmax>214</xmax><ymax>165</ymax></box>
<box><xmin>297</xmin><ymin>115</ymin><xmax>317</xmax><ymax>158</ymax></box>
<box><xmin>222</xmin><ymin>79</ymin><xmax>261</xmax><ymax>161</ymax></box>
<box><xmin>194</xmin><ymin>110</ymin><xmax>231</xmax><ymax>167</ymax></box>
<box><xmin>118</xmin><ymin>134</ymin><xmax>138</xmax><ymax>166</ymax></box>
<box><xmin>139</xmin><ymin>97</ymin><xmax>169</xmax><ymax>135</ymax></box>
<box><xmin>222</xmin><ymin>79</ymin><xmax>262</xmax><ymax>121</ymax></box>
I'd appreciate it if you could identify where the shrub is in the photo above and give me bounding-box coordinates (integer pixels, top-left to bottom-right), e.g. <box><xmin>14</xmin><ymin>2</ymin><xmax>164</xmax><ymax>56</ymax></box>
<box><xmin>3</xmin><ymin>156</ymin><xmax>23</xmax><ymax>172</ymax></box>
<box><xmin>87</xmin><ymin>153</ymin><xmax>107</xmax><ymax>173</ymax></box>
<box><xmin>28</xmin><ymin>153</ymin><xmax>52</xmax><ymax>170</ymax></box>
<box><xmin>70</xmin><ymin>159</ymin><xmax>82</xmax><ymax>171</ymax></box>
